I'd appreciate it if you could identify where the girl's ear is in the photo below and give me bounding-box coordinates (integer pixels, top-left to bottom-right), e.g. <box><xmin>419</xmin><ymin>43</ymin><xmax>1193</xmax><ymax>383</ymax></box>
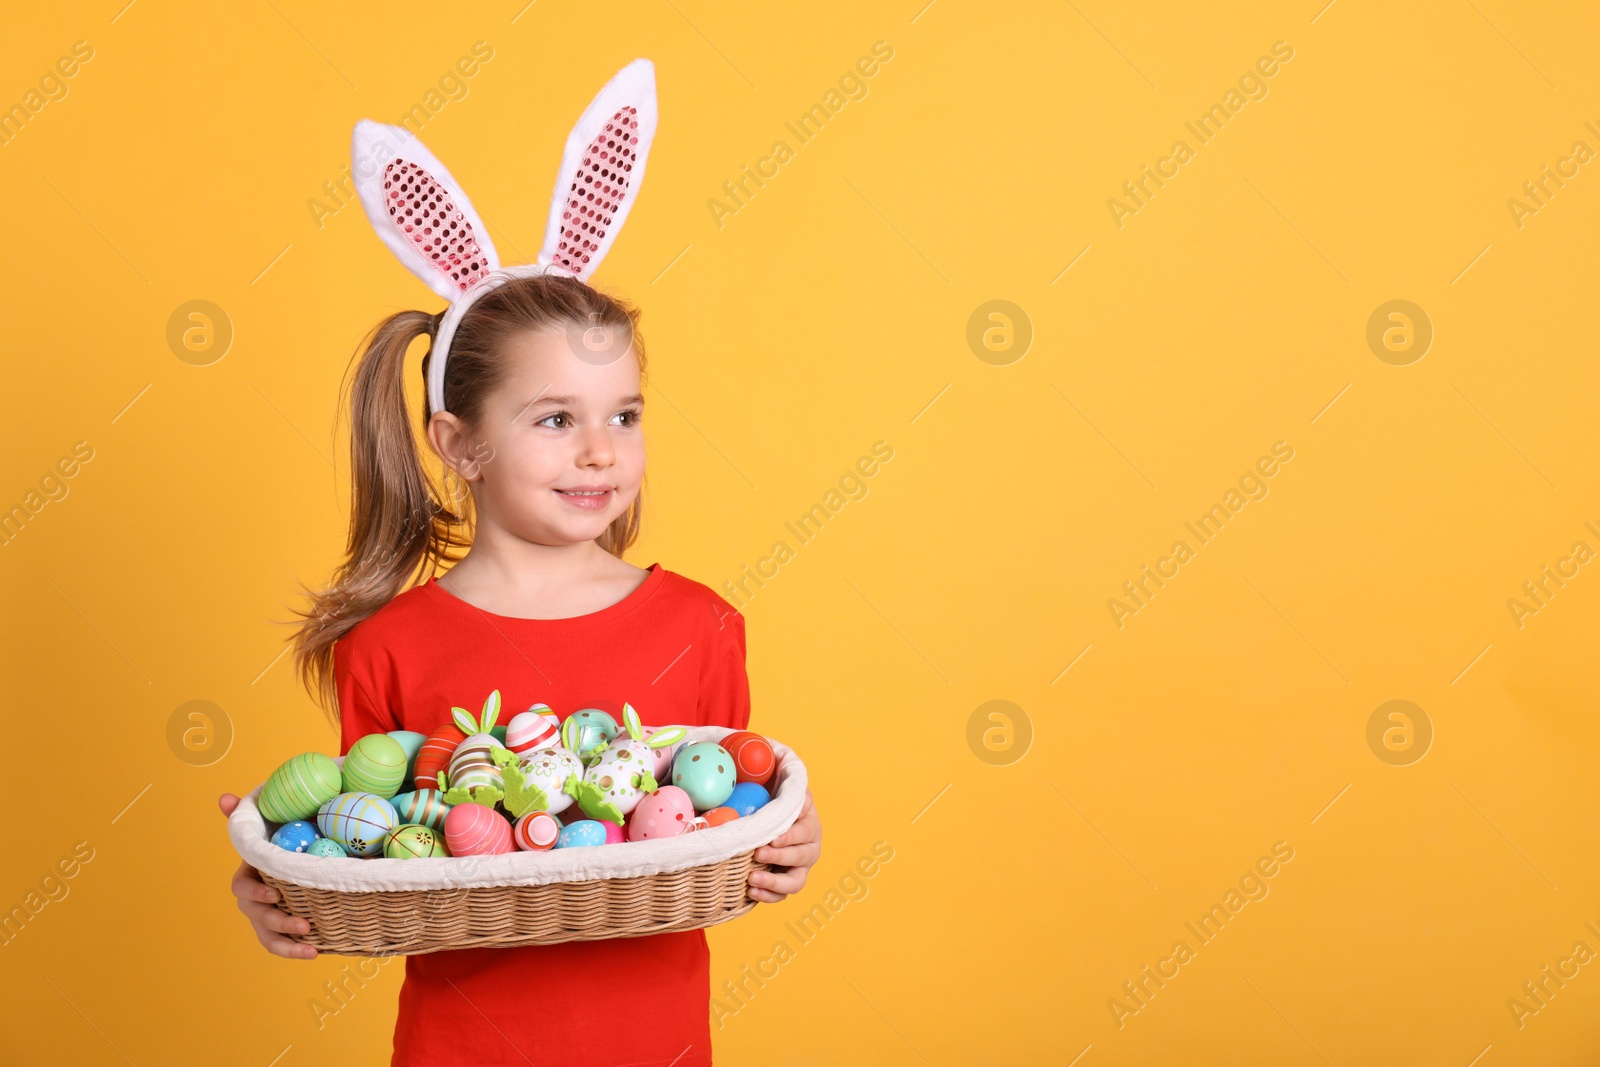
<box><xmin>352</xmin><ymin>120</ymin><xmax>502</xmax><ymax>302</ymax></box>
<box><xmin>535</xmin><ymin>59</ymin><xmax>659</xmax><ymax>282</ymax></box>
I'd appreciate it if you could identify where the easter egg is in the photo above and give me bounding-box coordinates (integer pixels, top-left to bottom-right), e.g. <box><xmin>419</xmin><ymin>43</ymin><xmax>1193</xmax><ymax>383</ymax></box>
<box><xmin>642</xmin><ymin>725</ymin><xmax>687</xmax><ymax>780</ymax></box>
<box><xmin>721</xmin><ymin>731</ymin><xmax>776</xmax><ymax>786</ymax></box>
<box><xmin>578</xmin><ymin>739</ymin><xmax>657</xmax><ymax>819</ymax></box>
<box><xmin>626</xmin><ymin>786</ymin><xmax>696</xmax><ymax>841</ymax></box>
<box><xmin>307</xmin><ymin>837</ymin><xmax>347</xmax><ymax>858</ymax></box>
<box><xmin>725</xmin><ymin>782</ymin><xmax>771</xmax><ymax>817</ymax></box>
<box><xmin>506</xmin><ymin>704</ymin><xmax>561</xmax><ymax>755</ymax></box>
<box><xmin>390</xmin><ymin>789</ymin><xmax>451</xmax><ymax>831</ymax></box>
<box><xmin>512</xmin><ymin>811</ymin><xmax>561</xmax><ymax>851</ymax></box>
<box><xmin>386</xmin><ymin>730</ymin><xmax>427</xmax><ymax>783</ymax></box>
<box><xmin>443</xmin><ymin>803</ymin><xmax>513</xmax><ymax>857</ymax></box>
<box><xmin>316</xmin><ymin>792</ymin><xmax>398</xmax><ymax>857</ymax></box>
<box><xmin>342</xmin><ymin>733</ymin><xmax>409</xmax><ymax>798</ymax></box>
<box><xmin>702</xmin><ymin>806</ymin><xmax>740</xmax><ymax>827</ymax></box>
<box><xmin>671</xmin><ymin>742</ymin><xmax>737</xmax><ymax>810</ymax></box>
<box><xmin>518</xmin><ymin>747</ymin><xmax>584</xmax><ymax>815</ymax></box>
<box><xmin>384</xmin><ymin>823</ymin><xmax>448</xmax><ymax>859</ymax></box>
<box><xmin>270</xmin><ymin>820</ymin><xmax>320</xmax><ymax>853</ymax></box>
<box><xmin>414</xmin><ymin>723</ymin><xmax>466</xmax><ymax>790</ymax></box>
<box><xmin>490</xmin><ymin>725</ymin><xmax>508</xmax><ymax>745</ymax></box>
<box><xmin>447</xmin><ymin>733</ymin><xmax>506</xmax><ymax>793</ymax></box>
<box><xmin>561</xmin><ymin>709</ymin><xmax>618</xmax><ymax>762</ymax></box>
<box><xmin>556</xmin><ymin>819</ymin><xmax>608</xmax><ymax>849</ymax></box>
<box><xmin>600</xmin><ymin>820</ymin><xmax>625</xmax><ymax>844</ymax></box>
<box><xmin>258</xmin><ymin>752</ymin><xmax>343</xmax><ymax>824</ymax></box>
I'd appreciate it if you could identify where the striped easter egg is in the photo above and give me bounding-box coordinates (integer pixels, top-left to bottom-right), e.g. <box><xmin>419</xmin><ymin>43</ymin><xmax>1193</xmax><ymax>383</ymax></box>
<box><xmin>383</xmin><ymin>823</ymin><xmax>448</xmax><ymax>859</ymax></box>
<box><xmin>505</xmin><ymin>704</ymin><xmax>561</xmax><ymax>755</ymax></box>
<box><xmin>721</xmin><ymin>731</ymin><xmax>776</xmax><ymax>786</ymax></box>
<box><xmin>390</xmin><ymin>789</ymin><xmax>452</xmax><ymax>831</ymax></box>
<box><xmin>448</xmin><ymin>733</ymin><xmax>506</xmax><ymax>793</ymax></box>
<box><xmin>413</xmin><ymin>722</ymin><xmax>466</xmax><ymax>790</ymax></box>
<box><xmin>512</xmin><ymin>810</ymin><xmax>561</xmax><ymax>851</ymax></box>
<box><xmin>342</xmin><ymin>733</ymin><xmax>409</xmax><ymax>798</ymax></box>
<box><xmin>443</xmin><ymin>802</ymin><xmax>513</xmax><ymax>856</ymax></box>
<box><xmin>316</xmin><ymin>792</ymin><xmax>398</xmax><ymax>856</ymax></box>
<box><xmin>259</xmin><ymin>752</ymin><xmax>343</xmax><ymax>824</ymax></box>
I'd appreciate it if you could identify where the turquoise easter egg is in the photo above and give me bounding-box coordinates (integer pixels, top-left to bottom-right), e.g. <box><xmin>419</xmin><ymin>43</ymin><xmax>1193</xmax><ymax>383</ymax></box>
<box><xmin>390</xmin><ymin>789</ymin><xmax>451</xmax><ymax>831</ymax></box>
<box><xmin>342</xmin><ymin>734</ymin><xmax>409</xmax><ymax>799</ymax></box>
<box><xmin>306</xmin><ymin>838</ymin><xmax>347</xmax><ymax>858</ymax></box>
<box><xmin>671</xmin><ymin>742</ymin><xmax>737</xmax><ymax>810</ymax></box>
<box><xmin>270</xmin><ymin>820</ymin><xmax>320</xmax><ymax>853</ymax></box>
<box><xmin>561</xmin><ymin>709</ymin><xmax>619</xmax><ymax>761</ymax></box>
<box><xmin>259</xmin><ymin>752</ymin><xmax>343</xmax><ymax>824</ymax></box>
<box><xmin>386</xmin><ymin>730</ymin><xmax>427</xmax><ymax>783</ymax></box>
<box><xmin>316</xmin><ymin>792</ymin><xmax>398</xmax><ymax>856</ymax></box>
<box><xmin>384</xmin><ymin>823</ymin><xmax>448</xmax><ymax>859</ymax></box>
<box><xmin>556</xmin><ymin>819</ymin><xmax>608</xmax><ymax>849</ymax></box>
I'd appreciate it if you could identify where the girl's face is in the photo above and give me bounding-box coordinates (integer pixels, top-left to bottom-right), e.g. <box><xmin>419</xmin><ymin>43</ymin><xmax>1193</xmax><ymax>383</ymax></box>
<box><xmin>442</xmin><ymin>327</ymin><xmax>645</xmax><ymax>547</ymax></box>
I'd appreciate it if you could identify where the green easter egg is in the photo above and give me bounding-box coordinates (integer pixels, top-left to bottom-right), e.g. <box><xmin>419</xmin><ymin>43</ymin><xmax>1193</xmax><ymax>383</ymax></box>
<box><xmin>307</xmin><ymin>837</ymin><xmax>347</xmax><ymax>858</ymax></box>
<box><xmin>343</xmin><ymin>734</ymin><xmax>408</xmax><ymax>799</ymax></box>
<box><xmin>384</xmin><ymin>823</ymin><xmax>448</xmax><ymax>859</ymax></box>
<box><xmin>670</xmin><ymin>742</ymin><xmax>737</xmax><ymax>810</ymax></box>
<box><xmin>259</xmin><ymin>752</ymin><xmax>343</xmax><ymax>824</ymax></box>
<box><xmin>490</xmin><ymin>725</ymin><xmax>508</xmax><ymax>744</ymax></box>
<box><xmin>387</xmin><ymin>730</ymin><xmax>427</xmax><ymax>783</ymax></box>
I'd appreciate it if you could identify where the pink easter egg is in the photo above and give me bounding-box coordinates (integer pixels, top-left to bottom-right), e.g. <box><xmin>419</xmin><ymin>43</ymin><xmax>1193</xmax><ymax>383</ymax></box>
<box><xmin>512</xmin><ymin>810</ymin><xmax>561</xmax><ymax>851</ymax></box>
<box><xmin>443</xmin><ymin>803</ymin><xmax>513</xmax><ymax>857</ymax></box>
<box><xmin>601</xmin><ymin>820</ymin><xmax>625</xmax><ymax>844</ymax></box>
<box><xmin>627</xmin><ymin>785</ymin><xmax>697</xmax><ymax>842</ymax></box>
<box><xmin>505</xmin><ymin>705</ymin><xmax>561</xmax><ymax>755</ymax></box>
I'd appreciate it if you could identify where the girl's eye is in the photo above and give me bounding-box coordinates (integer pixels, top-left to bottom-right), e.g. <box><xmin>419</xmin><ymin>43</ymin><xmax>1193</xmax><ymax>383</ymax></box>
<box><xmin>612</xmin><ymin>408</ymin><xmax>643</xmax><ymax>427</ymax></box>
<box><xmin>536</xmin><ymin>412</ymin><xmax>571</xmax><ymax>429</ymax></box>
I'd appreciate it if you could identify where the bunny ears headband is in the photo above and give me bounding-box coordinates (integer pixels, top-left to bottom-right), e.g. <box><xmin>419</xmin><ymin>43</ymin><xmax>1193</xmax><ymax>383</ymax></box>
<box><xmin>351</xmin><ymin>59</ymin><xmax>659</xmax><ymax>416</ymax></box>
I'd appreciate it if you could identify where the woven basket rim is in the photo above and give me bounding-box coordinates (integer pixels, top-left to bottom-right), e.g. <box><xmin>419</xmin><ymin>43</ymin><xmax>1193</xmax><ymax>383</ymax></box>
<box><xmin>229</xmin><ymin>725</ymin><xmax>805</xmax><ymax>892</ymax></box>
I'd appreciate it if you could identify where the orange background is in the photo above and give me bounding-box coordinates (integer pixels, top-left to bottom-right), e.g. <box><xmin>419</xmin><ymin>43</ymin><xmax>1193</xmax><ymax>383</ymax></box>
<box><xmin>3</xmin><ymin>1</ymin><xmax>1599</xmax><ymax>1063</ymax></box>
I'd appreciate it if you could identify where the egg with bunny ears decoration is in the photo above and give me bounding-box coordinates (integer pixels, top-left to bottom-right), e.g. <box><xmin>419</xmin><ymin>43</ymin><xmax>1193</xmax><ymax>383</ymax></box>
<box><xmin>350</xmin><ymin>58</ymin><xmax>660</xmax><ymax>418</ymax></box>
<box><xmin>570</xmin><ymin>703</ymin><xmax>687</xmax><ymax>823</ymax></box>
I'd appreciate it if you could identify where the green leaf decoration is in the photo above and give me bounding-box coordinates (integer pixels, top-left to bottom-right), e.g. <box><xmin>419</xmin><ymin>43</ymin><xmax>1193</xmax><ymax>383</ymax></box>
<box><xmin>490</xmin><ymin>746</ymin><xmax>519</xmax><ymax>769</ymax></box>
<box><xmin>500</xmin><ymin>759</ymin><xmax>550</xmax><ymax>818</ymax></box>
<box><xmin>570</xmin><ymin>778</ymin><xmax>623</xmax><ymax>824</ymax></box>
<box><xmin>442</xmin><ymin>784</ymin><xmax>503</xmax><ymax>808</ymax></box>
<box><xmin>481</xmin><ymin>689</ymin><xmax>501</xmax><ymax>734</ymax></box>
<box><xmin>441</xmin><ymin>784</ymin><xmax>472</xmax><ymax>805</ymax></box>
<box><xmin>638</xmin><ymin>771</ymin><xmax>658</xmax><ymax>793</ymax></box>
<box><xmin>435</xmin><ymin>769</ymin><xmax>449</xmax><ymax>790</ymax></box>
<box><xmin>645</xmin><ymin>725</ymin><xmax>687</xmax><ymax>749</ymax></box>
<box><xmin>451</xmin><ymin>706</ymin><xmax>478</xmax><ymax>734</ymax></box>
<box><xmin>622</xmin><ymin>702</ymin><xmax>642</xmax><ymax>741</ymax></box>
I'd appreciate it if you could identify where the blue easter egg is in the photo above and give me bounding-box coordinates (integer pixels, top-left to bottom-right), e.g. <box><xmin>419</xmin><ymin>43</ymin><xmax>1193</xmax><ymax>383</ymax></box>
<box><xmin>386</xmin><ymin>730</ymin><xmax>427</xmax><ymax>783</ymax></box>
<box><xmin>307</xmin><ymin>837</ymin><xmax>348</xmax><ymax>858</ymax></box>
<box><xmin>270</xmin><ymin>820</ymin><xmax>321</xmax><ymax>853</ymax></box>
<box><xmin>556</xmin><ymin>819</ymin><xmax>608</xmax><ymax>849</ymax></box>
<box><xmin>725</xmin><ymin>781</ymin><xmax>771</xmax><ymax>817</ymax></box>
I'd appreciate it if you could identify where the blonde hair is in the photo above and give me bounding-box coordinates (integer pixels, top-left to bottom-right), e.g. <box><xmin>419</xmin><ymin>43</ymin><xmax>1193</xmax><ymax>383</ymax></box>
<box><xmin>286</xmin><ymin>273</ymin><xmax>647</xmax><ymax>726</ymax></box>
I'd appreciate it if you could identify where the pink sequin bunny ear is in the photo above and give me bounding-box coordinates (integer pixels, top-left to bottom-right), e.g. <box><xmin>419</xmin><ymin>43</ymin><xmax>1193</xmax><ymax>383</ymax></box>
<box><xmin>534</xmin><ymin>58</ymin><xmax>658</xmax><ymax>282</ymax></box>
<box><xmin>350</xmin><ymin>121</ymin><xmax>501</xmax><ymax>302</ymax></box>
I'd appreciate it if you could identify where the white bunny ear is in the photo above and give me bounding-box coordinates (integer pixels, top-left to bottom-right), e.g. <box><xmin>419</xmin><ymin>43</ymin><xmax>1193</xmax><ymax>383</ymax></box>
<box><xmin>352</xmin><ymin>120</ymin><xmax>500</xmax><ymax>301</ymax></box>
<box><xmin>536</xmin><ymin>59</ymin><xmax>658</xmax><ymax>281</ymax></box>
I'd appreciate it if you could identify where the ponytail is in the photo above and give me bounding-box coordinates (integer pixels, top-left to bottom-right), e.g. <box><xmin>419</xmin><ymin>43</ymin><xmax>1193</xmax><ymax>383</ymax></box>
<box><xmin>286</xmin><ymin>309</ymin><xmax>471</xmax><ymax>726</ymax></box>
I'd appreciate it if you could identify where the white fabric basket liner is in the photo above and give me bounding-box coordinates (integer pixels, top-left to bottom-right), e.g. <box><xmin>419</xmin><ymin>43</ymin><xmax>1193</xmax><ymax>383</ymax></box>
<box><xmin>229</xmin><ymin>726</ymin><xmax>806</xmax><ymax>893</ymax></box>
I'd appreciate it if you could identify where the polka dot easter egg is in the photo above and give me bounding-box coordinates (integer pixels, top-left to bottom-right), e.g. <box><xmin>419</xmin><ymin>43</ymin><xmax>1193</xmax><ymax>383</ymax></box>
<box><xmin>342</xmin><ymin>733</ymin><xmax>409</xmax><ymax>798</ymax></box>
<box><xmin>390</xmin><ymin>789</ymin><xmax>451</xmax><ymax>831</ymax></box>
<box><xmin>512</xmin><ymin>811</ymin><xmax>561</xmax><ymax>851</ymax></box>
<box><xmin>511</xmin><ymin>747</ymin><xmax>584</xmax><ymax>816</ymax></box>
<box><xmin>258</xmin><ymin>752</ymin><xmax>343</xmax><ymax>824</ymax></box>
<box><xmin>270</xmin><ymin>820</ymin><xmax>320</xmax><ymax>853</ymax></box>
<box><xmin>721</xmin><ymin>731</ymin><xmax>776</xmax><ymax>786</ymax></box>
<box><xmin>626</xmin><ymin>785</ymin><xmax>696</xmax><ymax>841</ymax></box>
<box><xmin>384</xmin><ymin>823</ymin><xmax>449</xmax><ymax>859</ymax></box>
<box><xmin>306</xmin><ymin>837</ymin><xmax>347</xmax><ymax>858</ymax></box>
<box><xmin>443</xmin><ymin>801</ymin><xmax>513</xmax><ymax>857</ymax></box>
<box><xmin>671</xmin><ymin>741</ymin><xmax>737</xmax><ymax>810</ymax></box>
<box><xmin>570</xmin><ymin>705</ymin><xmax>687</xmax><ymax>822</ymax></box>
<box><xmin>505</xmin><ymin>703</ymin><xmax>561</xmax><ymax>756</ymax></box>
<box><xmin>316</xmin><ymin>792</ymin><xmax>398</xmax><ymax>857</ymax></box>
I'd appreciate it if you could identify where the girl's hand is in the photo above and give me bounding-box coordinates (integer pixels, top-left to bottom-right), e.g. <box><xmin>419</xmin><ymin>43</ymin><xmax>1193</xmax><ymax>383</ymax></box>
<box><xmin>749</xmin><ymin>790</ymin><xmax>820</xmax><ymax>904</ymax></box>
<box><xmin>218</xmin><ymin>793</ymin><xmax>319</xmax><ymax>960</ymax></box>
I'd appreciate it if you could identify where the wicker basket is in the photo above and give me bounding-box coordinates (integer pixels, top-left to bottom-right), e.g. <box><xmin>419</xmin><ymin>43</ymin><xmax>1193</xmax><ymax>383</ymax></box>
<box><xmin>229</xmin><ymin>726</ymin><xmax>805</xmax><ymax>956</ymax></box>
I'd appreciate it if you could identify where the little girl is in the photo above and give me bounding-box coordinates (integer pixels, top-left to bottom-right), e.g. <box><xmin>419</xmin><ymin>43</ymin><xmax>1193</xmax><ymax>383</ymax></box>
<box><xmin>217</xmin><ymin>60</ymin><xmax>820</xmax><ymax>1066</ymax></box>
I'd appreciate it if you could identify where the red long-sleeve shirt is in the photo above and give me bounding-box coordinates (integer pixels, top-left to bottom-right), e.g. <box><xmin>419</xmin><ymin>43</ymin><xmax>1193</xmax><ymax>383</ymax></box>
<box><xmin>333</xmin><ymin>563</ymin><xmax>750</xmax><ymax>1066</ymax></box>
